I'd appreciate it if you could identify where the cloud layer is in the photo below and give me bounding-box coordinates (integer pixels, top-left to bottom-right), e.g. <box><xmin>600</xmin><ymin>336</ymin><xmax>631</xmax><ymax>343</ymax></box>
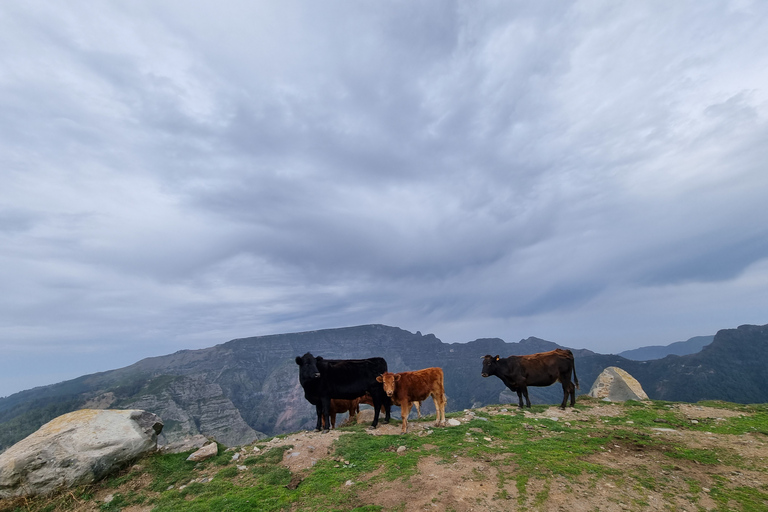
<box><xmin>2</xmin><ymin>1</ymin><xmax>768</xmax><ymax>396</ymax></box>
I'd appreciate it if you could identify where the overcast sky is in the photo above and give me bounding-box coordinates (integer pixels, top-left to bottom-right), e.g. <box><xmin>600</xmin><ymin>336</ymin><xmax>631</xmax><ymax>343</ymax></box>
<box><xmin>2</xmin><ymin>1</ymin><xmax>767</xmax><ymax>398</ymax></box>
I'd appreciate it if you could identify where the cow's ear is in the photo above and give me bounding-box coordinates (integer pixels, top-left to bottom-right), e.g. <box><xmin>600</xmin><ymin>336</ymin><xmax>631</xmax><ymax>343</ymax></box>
<box><xmin>376</xmin><ymin>375</ymin><xmax>383</xmax><ymax>383</ymax></box>
<box><xmin>295</xmin><ymin>356</ymin><xmax>302</xmax><ymax>365</ymax></box>
<box><xmin>316</xmin><ymin>356</ymin><xmax>323</xmax><ymax>362</ymax></box>
<box><xmin>394</xmin><ymin>374</ymin><xmax>401</xmax><ymax>382</ymax></box>
<box><xmin>495</xmin><ymin>355</ymin><xmax>500</xmax><ymax>361</ymax></box>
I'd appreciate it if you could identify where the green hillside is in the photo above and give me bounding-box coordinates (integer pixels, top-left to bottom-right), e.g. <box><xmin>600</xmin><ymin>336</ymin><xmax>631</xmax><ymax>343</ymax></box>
<box><xmin>2</xmin><ymin>397</ymin><xmax>767</xmax><ymax>512</ymax></box>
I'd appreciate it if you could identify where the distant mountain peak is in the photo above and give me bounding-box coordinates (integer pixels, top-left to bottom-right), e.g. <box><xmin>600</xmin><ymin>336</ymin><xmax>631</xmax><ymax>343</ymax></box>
<box><xmin>618</xmin><ymin>335</ymin><xmax>714</xmax><ymax>361</ymax></box>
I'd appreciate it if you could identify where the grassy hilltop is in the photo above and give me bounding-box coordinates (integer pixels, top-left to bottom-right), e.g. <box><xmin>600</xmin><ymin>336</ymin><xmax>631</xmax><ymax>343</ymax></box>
<box><xmin>2</xmin><ymin>397</ymin><xmax>767</xmax><ymax>512</ymax></box>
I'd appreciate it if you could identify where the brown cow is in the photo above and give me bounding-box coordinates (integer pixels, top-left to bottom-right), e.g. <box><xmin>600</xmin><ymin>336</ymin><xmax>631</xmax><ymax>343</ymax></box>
<box><xmin>359</xmin><ymin>393</ymin><xmax>422</xmax><ymax>419</ymax></box>
<box><xmin>321</xmin><ymin>398</ymin><xmax>360</xmax><ymax>429</ymax></box>
<box><xmin>376</xmin><ymin>367</ymin><xmax>446</xmax><ymax>434</ymax></box>
<box><xmin>481</xmin><ymin>349</ymin><xmax>579</xmax><ymax>409</ymax></box>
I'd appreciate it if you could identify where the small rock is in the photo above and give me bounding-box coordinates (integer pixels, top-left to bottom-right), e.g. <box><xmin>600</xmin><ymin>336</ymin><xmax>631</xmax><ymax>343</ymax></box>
<box><xmin>397</xmin><ymin>446</ymin><xmax>407</xmax><ymax>453</ymax></box>
<box><xmin>483</xmin><ymin>437</ymin><xmax>492</xmax><ymax>442</ymax></box>
<box><xmin>104</xmin><ymin>494</ymin><xmax>114</xmax><ymax>503</ymax></box>
<box><xmin>447</xmin><ymin>419</ymin><xmax>461</xmax><ymax>426</ymax></box>
<box><xmin>237</xmin><ymin>465</ymin><xmax>247</xmax><ymax>471</ymax></box>
<box><xmin>253</xmin><ymin>446</ymin><xmax>261</xmax><ymax>452</ymax></box>
<box><xmin>691</xmin><ymin>420</ymin><xmax>699</xmax><ymax>424</ymax></box>
<box><xmin>187</xmin><ymin>443</ymin><xmax>218</xmax><ymax>462</ymax></box>
<box><xmin>345</xmin><ymin>480</ymin><xmax>354</xmax><ymax>486</ymax></box>
<box><xmin>231</xmin><ymin>453</ymin><xmax>240</xmax><ymax>461</ymax></box>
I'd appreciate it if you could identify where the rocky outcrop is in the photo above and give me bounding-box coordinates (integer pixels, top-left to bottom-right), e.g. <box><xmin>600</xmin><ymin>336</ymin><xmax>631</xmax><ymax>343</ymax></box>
<box><xmin>0</xmin><ymin>409</ymin><xmax>162</xmax><ymax>498</ymax></box>
<box><xmin>588</xmin><ymin>367</ymin><xmax>649</xmax><ymax>401</ymax></box>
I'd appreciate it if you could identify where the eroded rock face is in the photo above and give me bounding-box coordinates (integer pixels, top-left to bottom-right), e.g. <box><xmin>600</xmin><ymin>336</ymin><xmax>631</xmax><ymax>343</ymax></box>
<box><xmin>588</xmin><ymin>367</ymin><xmax>649</xmax><ymax>402</ymax></box>
<box><xmin>0</xmin><ymin>409</ymin><xmax>162</xmax><ymax>498</ymax></box>
<box><xmin>125</xmin><ymin>375</ymin><xmax>263</xmax><ymax>447</ymax></box>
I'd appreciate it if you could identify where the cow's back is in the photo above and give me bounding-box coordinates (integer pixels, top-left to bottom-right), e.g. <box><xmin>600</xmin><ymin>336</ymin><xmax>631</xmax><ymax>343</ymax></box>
<box><xmin>318</xmin><ymin>357</ymin><xmax>388</xmax><ymax>399</ymax></box>
<box><xmin>395</xmin><ymin>367</ymin><xmax>444</xmax><ymax>402</ymax></box>
<box><xmin>517</xmin><ymin>350</ymin><xmax>574</xmax><ymax>386</ymax></box>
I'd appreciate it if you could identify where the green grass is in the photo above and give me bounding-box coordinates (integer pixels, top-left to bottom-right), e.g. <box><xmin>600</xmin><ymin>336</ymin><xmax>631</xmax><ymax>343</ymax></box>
<box><xmin>4</xmin><ymin>399</ymin><xmax>768</xmax><ymax>512</ymax></box>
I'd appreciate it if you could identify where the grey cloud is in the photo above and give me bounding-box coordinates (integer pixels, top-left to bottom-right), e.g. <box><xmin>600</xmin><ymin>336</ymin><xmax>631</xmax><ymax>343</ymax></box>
<box><xmin>2</xmin><ymin>1</ymin><xmax>768</xmax><ymax>396</ymax></box>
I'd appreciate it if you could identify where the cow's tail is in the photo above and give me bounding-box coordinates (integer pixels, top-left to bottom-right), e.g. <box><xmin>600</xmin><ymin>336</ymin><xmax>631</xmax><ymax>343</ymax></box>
<box><xmin>572</xmin><ymin>354</ymin><xmax>580</xmax><ymax>390</ymax></box>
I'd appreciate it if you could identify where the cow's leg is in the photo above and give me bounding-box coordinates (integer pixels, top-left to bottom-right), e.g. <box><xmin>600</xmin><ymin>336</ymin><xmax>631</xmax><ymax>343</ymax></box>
<box><xmin>383</xmin><ymin>395</ymin><xmax>392</xmax><ymax>424</ymax></box>
<box><xmin>522</xmin><ymin>387</ymin><xmax>531</xmax><ymax>408</ymax></box>
<box><xmin>400</xmin><ymin>401</ymin><xmax>411</xmax><ymax>434</ymax></box>
<box><xmin>516</xmin><ymin>389</ymin><xmax>524</xmax><ymax>409</ymax></box>
<box><xmin>331</xmin><ymin>412</ymin><xmax>337</xmax><ymax>429</ymax></box>
<box><xmin>415</xmin><ymin>401</ymin><xmax>422</xmax><ymax>418</ymax></box>
<box><xmin>321</xmin><ymin>397</ymin><xmax>332</xmax><ymax>433</ymax></box>
<box><xmin>315</xmin><ymin>403</ymin><xmax>323</xmax><ymax>432</ymax></box>
<box><xmin>560</xmin><ymin>381</ymin><xmax>569</xmax><ymax>409</ymax></box>
<box><xmin>370</xmin><ymin>395</ymin><xmax>382</xmax><ymax>429</ymax></box>
<box><xmin>569</xmin><ymin>381</ymin><xmax>577</xmax><ymax>407</ymax></box>
<box><xmin>433</xmin><ymin>393</ymin><xmax>445</xmax><ymax>426</ymax></box>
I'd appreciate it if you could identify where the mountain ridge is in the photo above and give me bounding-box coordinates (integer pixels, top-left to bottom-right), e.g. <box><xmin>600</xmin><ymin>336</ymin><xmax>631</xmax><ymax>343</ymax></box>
<box><xmin>618</xmin><ymin>335</ymin><xmax>714</xmax><ymax>360</ymax></box>
<box><xmin>1</xmin><ymin>323</ymin><xmax>766</xmax><ymax>453</ymax></box>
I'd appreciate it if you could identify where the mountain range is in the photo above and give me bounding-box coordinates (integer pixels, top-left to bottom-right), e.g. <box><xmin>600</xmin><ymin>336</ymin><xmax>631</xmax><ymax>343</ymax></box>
<box><xmin>617</xmin><ymin>335</ymin><xmax>714</xmax><ymax>360</ymax></box>
<box><xmin>1</xmin><ymin>322</ymin><xmax>766</xmax><ymax>453</ymax></box>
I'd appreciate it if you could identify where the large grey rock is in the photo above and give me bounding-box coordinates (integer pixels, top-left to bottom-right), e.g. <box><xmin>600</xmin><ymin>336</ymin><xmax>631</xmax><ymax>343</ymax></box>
<box><xmin>588</xmin><ymin>367</ymin><xmax>649</xmax><ymax>402</ymax></box>
<box><xmin>0</xmin><ymin>409</ymin><xmax>162</xmax><ymax>498</ymax></box>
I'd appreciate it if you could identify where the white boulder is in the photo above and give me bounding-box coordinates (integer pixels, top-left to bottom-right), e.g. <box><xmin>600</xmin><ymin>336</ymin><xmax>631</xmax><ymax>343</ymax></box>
<box><xmin>0</xmin><ymin>409</ymin><xmax>162</xmax><ymax>498</ymax></box>
<box><xmin>588</xmin><ymin>367</ymin><xmax>649</xmax><ymax>402</ymax></box>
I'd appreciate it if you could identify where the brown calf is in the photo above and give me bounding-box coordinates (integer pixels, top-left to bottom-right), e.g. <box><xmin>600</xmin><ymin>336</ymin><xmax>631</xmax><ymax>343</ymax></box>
<box><xmin>321</xmin><ymin>398</ymin><xmax>360</xmax><ymax>429</ymax></box>
<box><xmin>376</xmin><ymin>367</ymin><xmax>446</xmax><ymax>434</ymax></box>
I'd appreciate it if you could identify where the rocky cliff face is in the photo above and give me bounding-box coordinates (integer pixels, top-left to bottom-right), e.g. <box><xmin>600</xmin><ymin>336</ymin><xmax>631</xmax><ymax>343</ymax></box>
<box><xmin>120</xmin><ymin>375</ymin><xmax>263</xmax><ymax>447</ymax></box>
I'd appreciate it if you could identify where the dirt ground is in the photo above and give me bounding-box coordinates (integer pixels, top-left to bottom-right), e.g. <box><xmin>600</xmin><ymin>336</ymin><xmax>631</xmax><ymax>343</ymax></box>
<box><xmin>269</xmin><ymin>404</ymin><xmax>768</xmax><ymax>512</ymax></box>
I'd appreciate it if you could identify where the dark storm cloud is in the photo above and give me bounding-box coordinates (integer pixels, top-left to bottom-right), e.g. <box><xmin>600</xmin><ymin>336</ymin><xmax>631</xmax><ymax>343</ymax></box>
<box><xmin>2</xmin><ymin>0</ymin><xmax>768</xmax><ymax>396</ymax></box>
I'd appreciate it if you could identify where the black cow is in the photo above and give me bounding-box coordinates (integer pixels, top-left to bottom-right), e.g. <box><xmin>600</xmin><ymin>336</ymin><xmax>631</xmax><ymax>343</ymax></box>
<box><xmin>295</xmin><ymin>352</ymin><xmax>391</xmax><ymax>432</ymax></box>
<box><xmin>481</xmin><ymin>349</ymin><xmax>579</xmax><ymax>409</ymax></box>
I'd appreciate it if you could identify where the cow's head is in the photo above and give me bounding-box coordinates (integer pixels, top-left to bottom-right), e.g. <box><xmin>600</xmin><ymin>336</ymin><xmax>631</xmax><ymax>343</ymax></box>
<box><xmin>481</xmin><ymin>355</ymin><xmax>501</xmax><ymax>378</ymax></box>
<box><xmin>375</xmin><ymin>372</ymin><xmax>400</xmax><ymax>397</ymax></box>
<box><xmin>295</xmin><ymin>352</ymin><xmax>321</xmax><ymax>385</ymax></box>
